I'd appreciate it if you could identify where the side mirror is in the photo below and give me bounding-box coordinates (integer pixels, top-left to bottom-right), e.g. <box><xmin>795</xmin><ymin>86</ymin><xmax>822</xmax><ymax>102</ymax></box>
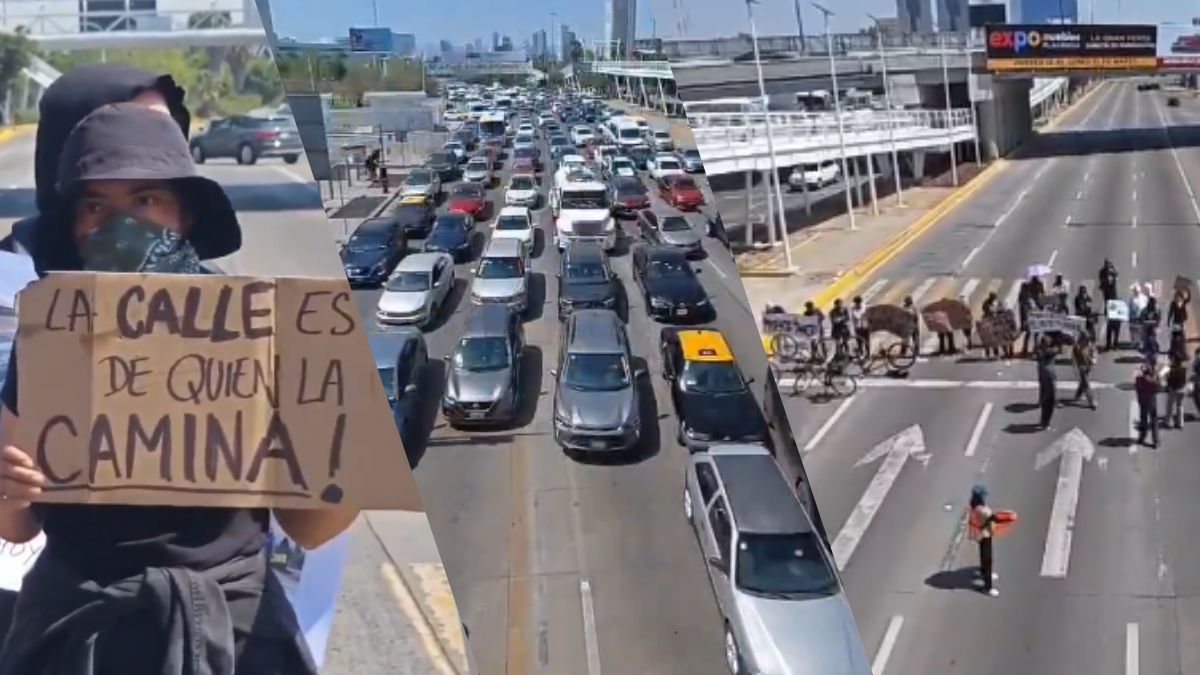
<box><xmin>549</xmin><ymin>368</ymin><xmax>559</xmax><ymax>377</ymax></box>
<box><xmin>404</xmin><ymin>383</ymin><xmax>419</xmax><ymax>394</ymax></box>
<box><xmin>745</xmin><ymin>377</ymin><xmax>756</xmax><ymax>385</ymax></box>
<box><xmin>707</xmin><ymin>556</ymin><xmax>729</xmax><ymax>575</ymax></box>
<box><xmin>633</xmin><ymin>365</ymin><xmax>648</xmax><ymax>378</ymax></box>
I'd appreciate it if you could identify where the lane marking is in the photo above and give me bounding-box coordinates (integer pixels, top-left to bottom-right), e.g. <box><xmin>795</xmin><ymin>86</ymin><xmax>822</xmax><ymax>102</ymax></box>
<box><xmin>1004</xmin><ymin>280</ymin><xmax>1023</xmax><ymax>310</ymax></box>
<box><xmin>1132</xmin><ymin>215</ymin><xmax>1138</xmax><ymax>229</ymax></box>
<box><xmin>803</xmin><ymin>395</ymin><xmax>857</xmax><ymax>453</ymax></box>
<box><xmin>579</xmin><ymin>580</ymin><xmax>602</xmax><ymax>675</ymax></box>
<box><xmin>1064</xmin><ymin>214</ymin><xmax>1073</xmax><ymax>228</ymax></box>
<box><xmin>703</xmin><ymin>258</ymin><xmax>728</xmax><ymax>280</ymax></box>
<box><xmin>1126</xmin><ymin>622</ymin><xmax>1139</xmax><ymax>675</ymax></box>
<box><xmin>862</xmin><ymin>278</ymin><xmax>890</xmax><ymax>302</ymax></box>
<box><xmin>872</xmin><ymin>615</ymin><xmax>905</xmax><ymax>675</ymax></box>
<box><xmin>779</xmin><ymin>378</ymin><xmax>1121</xmax><ymax>391</ymax></box>
<box><xmin>959</xmin><ymin>278</ymin><xmax>980</xmax><ymax>301</ymax></box>
<box><xmin>1047</xmin><ymin>250</ymin><xmax>1059</xmax><ymax>268</ymax></box>
<box><xmin>965</xmin><ymin>402</ymin><xmax>994</xmax><ymax>458</ymax></box>
<box><xmin>1151</xmin><ymin>94</ymin><xmax>1200</xmax><ymax>223</ymax></box>
<box><xmin>1038</xmin><ymin>430</ymin><xmax>1093</xmax><ymax>578</ymax></box>
<box><xmin>909</xmin><ymin>277</ymin><xmax>938</xmax><ymax>304</ymax></box>
<box><xmin>381</xmin><ymin>562</ymin><xmax>460</xmax><ymax>675</ymax></box>
<box><xmin>1132</xmin><ymin>251</ymin><xmax>1138</xmax><ymax>269</ymax></box>
<box><xmin>1076</xmin><ymin>190</ymin><xmax>1083</xmax><ymax>200</ymax></box>
<box><xmin>1129</xmin><ymin>398</ymin><xmax>1139</xmax><ymax>454</ymax></box>
<box><xmin>1132</xmin><ymin>190</ymin><xmax>1138</xmax><ymax>202</ymax></box>
<box><xmin>960</xmin><ymin>244</ymin><xmax>984</xmax><ymax>271</ymax></box>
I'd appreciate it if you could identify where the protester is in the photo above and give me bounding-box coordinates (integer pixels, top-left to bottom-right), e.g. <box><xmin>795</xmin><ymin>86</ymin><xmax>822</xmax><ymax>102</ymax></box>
<box><xmin>1050</xmin><ymin>274</ymin><xmax>1069</xmax><ymax>312</ymax></box>
<box><xmin>1028</xmin><ymin>274</ymin><xmax>1045</xmax><ymax>306</ymax></box>
<box><xmin>1164</xmin><ymin>356</ymin><xmax>1188</xmax><ymax>429</ymax></box>
<box><xmin>1168</xmin><ymin>288</ymin><xmax>1190</xmax><ymax>345</ymax></box>
<box><xmin>967</xmin><ymin>485</ymin><xmax>999</xmax><ymax>598</ymax></box>
<box><xmin>1019</xmin><ymin>281</ymin><xmax>1039</xmax><ymax>356</ymax></box>
<box><xmin>0</xmin><ymin>102</ymin><xmax>354</xmax><ymax>674</ymax></box>
<box><xmin>851</xmin><ymin>295</ymin><xmax>870</xmax><ymax>357</ymax></box>
<box><xmin>1074</xmin><ymin>285</ymin><xmax>1095</xmax><ymax>341</ymax></box>
<box><xmin>802</xmin><ymin>301</ymin><xmax>826</xmax><ymax>360</ymax></box>
<box><xmin>1129</xmin><ymin>284</ymin><xmax>1149</xmax><ymax>351</ymax></box>
<box><xmin>829</xmin><ymin>298</ymin><xmax>851</xmax><ymax>358</ymax></box>
<box><xmin>1135</xmin><ymin>363</ymin><xmax>1161</xmax><ymax>448</ymax></box>
<box><xmin>1036</xmin><ymin>336</ymin><xmax>1058</xmax><ymax>430</ymax></box>
<box><xmin>1072</xmin><ymin>332</ymin><xmax>1097</xmax><ymax>409</ymax></box>
<box><xmin>959</xmin><ymin>294</ymin><xmax>973</xmax><ymax>351</ymax></box>
<box><xmin>1099</xmin><ymin>259</ymin><xmax>1119</xmax><ymax>303</ymax></box>
<box><xmin>1192</xmin><ymin>347</ymin><xmax>1200</xmax><ymax>420</ymax></box>
<box><xmin>981</xmin><ymin>291</ymin><xmax>1000</xmax><ymax>360</ymax></box>
<box><xmin>902</xmin><ymin>295</ymin><xmax>920</xmax><ymax>356</ymax></box>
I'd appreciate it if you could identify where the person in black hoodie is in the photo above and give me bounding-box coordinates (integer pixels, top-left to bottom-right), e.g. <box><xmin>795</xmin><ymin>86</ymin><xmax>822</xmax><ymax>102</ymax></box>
<box><xmin>0</xmin><ymin>65</ymin><xmax>193</xmax><ymax>265</ymax></box>
<box><xmin>0</xmin><ymin>102</ymin><xmax>352</xmax><ymax>673</ymax></box>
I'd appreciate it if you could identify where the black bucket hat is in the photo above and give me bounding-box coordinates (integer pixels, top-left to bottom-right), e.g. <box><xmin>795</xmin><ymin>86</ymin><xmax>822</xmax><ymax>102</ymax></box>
<box><xmin>55</xmin><ymin>102</ymin><xmax>242</xmax><ymax>261</ymax></box>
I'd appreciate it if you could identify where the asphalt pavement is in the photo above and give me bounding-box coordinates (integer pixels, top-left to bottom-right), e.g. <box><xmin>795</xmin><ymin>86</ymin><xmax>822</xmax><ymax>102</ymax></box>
<box><xmin>356</xmin><ymin>125</ymin><xmax>815</xmax><ymax>675</ymax></box>
<box><xmin>777</xmin><ymin>79</ymin><xmax>1200</xmax><ymax>675</ymax></box>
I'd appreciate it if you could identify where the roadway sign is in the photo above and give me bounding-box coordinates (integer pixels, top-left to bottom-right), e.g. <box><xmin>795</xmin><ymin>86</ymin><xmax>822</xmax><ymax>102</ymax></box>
<box><xmin>1158</xmin><ymin>24</ymin><xmax>1200</xmax><ymax>70</ymax></box>
<box><xmin>349</xmin><ymin>27</ymin><xmax>393</xmax><ymax>53</ymax></box>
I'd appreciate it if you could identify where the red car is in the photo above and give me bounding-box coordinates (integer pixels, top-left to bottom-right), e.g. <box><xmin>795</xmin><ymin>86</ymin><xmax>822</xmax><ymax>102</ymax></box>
<box><xmin>611</xmin><ymin>176</ymin><xmax>650</xmax><ymax>218</ymax></box>
<box><xmin>657</xmin><ymin>175</ymin><xmax>705</xmax><ymax>210</ymax></box>
<box><xmin>447</xmin><ymin>183</ymin><xmax>488</xmax><ymax>218</ymax></box>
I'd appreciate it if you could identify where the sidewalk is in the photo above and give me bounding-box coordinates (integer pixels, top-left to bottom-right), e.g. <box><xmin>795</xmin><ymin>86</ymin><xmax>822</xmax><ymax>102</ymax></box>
<box><xmin>322</xmin><ymin>179</ymin><xmax>403</xmax><ymax>243</ymax></box>
<box><xmin>605</xmin><ymin>99</ymin><xmax>697</xmax><ymax>149</ymax></box>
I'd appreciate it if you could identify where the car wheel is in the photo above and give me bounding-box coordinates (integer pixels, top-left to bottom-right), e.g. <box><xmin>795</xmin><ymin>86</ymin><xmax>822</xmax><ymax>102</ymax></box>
<box><xmin>683</xmin><ymin>485</ymin><xmax>694</xmax><ymax>521</ymax></box>
<box><xmin>190</xmin><ymin>144</ymin><xmax>206</xmax><ymax>164</ymax></box>
<box><xmin>724</xmin><ymin>625</ymin><xmax>746</xmax><ymax>675</ymax></box>
<box><xmin>237</xmin><ymin>144</ymin><xmax>258</xmax><ymax>166</ymax></box>
<box><xmin>283</xmin><ymin>154</ymin><xmax>300</xmax><ymax>164</ymax></box>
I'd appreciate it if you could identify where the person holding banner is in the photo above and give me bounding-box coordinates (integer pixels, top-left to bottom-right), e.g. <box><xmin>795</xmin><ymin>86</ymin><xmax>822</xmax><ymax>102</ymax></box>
<box><xmin>902</xmin><ymin>296</ymin><xmax>921</xmax><ymax>357</ymax></box>
<box><xmin>851</xmin><ymin>296</ymin><xmax>870</xmax><ymax>357</ymax></box>
<box><xmin>829</xmin><ymin>298</ymin><xmax>852</xmax><ymax>359</ymax></box>
<box><xmin>1099</xmin><ymin>259</ymin><xmax>1119</xmax><ymax>305</ymax></box>
<box><xmin>1129</xmin><ymin>284</ymin><xmax>1149</xmax><ymax>351</ymax></box>
<box><xmin>802</xmin><ymin>301</ymin><xmax>827</xmax><ymax>361</ymax></box>
<box><xmin>0</xmin><ymin>102</ymin><xmax>354</xmax><ymax>674</ymax></box>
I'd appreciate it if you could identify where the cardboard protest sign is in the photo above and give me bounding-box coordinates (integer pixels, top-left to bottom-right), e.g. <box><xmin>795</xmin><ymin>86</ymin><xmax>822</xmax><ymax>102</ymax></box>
<box><xmin>1106</xmin><ymin>300</ymin><xmax>1130</xmax><ymax>322</ymax></box>
<box><xmin>922</xmin><ymin>298</ymin><xmax>972</xmax><ymax>333</ymax></box>
<box><xmin>1027</xmin><ymin>310</ymin><xmax>1085</xmax><ymax>336</ymax></box>
<box><xmin>15</xmin><ymin>272</ymin><xmax>423</xmax><ymax>510</ymax></box>
<box><xmin>1174</xmin><ymin>276</ymin><xmax>1194</xmax><ymax>299</ymax></box>
<box><xmin>762</xmin><ymin>313</ymin><xmax>821</xmax><ymax>337</ymax></box>
<box><xmin>975</xmin><ymin>309</ymin><xmax>1019</xmax><ymax>348</ymax></box>
<box><xmin>864</xmin><ymin>304</ymin><xmax>917</xmax><ymax>338</ymax></box>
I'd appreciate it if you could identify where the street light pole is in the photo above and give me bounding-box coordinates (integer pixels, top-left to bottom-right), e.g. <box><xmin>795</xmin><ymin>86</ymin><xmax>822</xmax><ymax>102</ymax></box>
<box><xmin>814</xmin><ymin>2</ymin><xmax>856</xmax><ymax>231</ymax></box>
<box><xmin>746</xmin><ymin>0</ymin><xmax>793</xmax><ymax>271</ymax></box>
<box><xmin>868</xmin><ymin>13</ymin><xmax>904</xmax><ymax>207</ymax></box>
<box><xmin>939</xmin><ymin>32</ymin><xmax>959</xmax><ymax>186</ymax></box>
<box><xmin>370</xmin><ymin>0</ymin><xmax>378</xmax><ymax>26</ymax></box>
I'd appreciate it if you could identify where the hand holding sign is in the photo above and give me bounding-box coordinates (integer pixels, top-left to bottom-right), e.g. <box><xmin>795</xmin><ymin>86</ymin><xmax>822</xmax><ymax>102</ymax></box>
<box><xmin>14</xmin><ymin>272</ymin><xmax>423</xmax><ymax>510</ymax></box>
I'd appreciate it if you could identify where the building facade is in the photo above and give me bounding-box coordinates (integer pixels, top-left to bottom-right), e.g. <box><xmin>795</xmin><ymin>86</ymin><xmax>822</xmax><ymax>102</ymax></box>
<box><xmin>1017</xmin><ymin>0</ymin><xmax>1078</xmax><ymax>23</ymax></box>
<box><xmin>606</xmin><ymin>0</ymin><xmax>636</xmax><ymax>57</ymax></box>
<box><xmin>937</xmin><ymin>0</ymin><xmax>970</xmax><ymax>32</ymax></box>
<box><xmin>896</xmin><ymin>0</ymin><xmax>934</xmax><ymax>34</ymax></box>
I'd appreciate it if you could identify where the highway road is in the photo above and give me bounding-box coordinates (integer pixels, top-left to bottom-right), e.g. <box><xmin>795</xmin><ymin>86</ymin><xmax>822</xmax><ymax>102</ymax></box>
<box><xmin>354</xmin><ymin>121</ymin><xmax>841</xmax><ymax>675</ymax></box>
<box><xmin>776</xmin><ymin>79</ymin><xmax>1200</xmax><ymax>675</ymax></box>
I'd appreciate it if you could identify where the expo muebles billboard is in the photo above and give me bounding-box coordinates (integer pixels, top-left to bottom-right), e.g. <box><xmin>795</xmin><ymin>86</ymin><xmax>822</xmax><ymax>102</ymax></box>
<box><xmin>1158</xmin><ymin>24</ymin><xmax>1200</xmax><ymax>70</ymax></box>
<box><xmin>985</xmin><ymin>24</ymin><xmax>1158</xmax><ymax>73</ymax></box>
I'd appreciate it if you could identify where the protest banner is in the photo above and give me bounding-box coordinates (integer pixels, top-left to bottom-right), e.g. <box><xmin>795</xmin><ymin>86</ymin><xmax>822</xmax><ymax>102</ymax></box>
<box><xmin>864</xmin><ymin>304</ymin><xmax>917</xmax><ymax>338</ymax></box>
<box><xmin>15</xmin><ymin>272</ymin><xmax>423</xmax><ymax>510</ymax></box>
<box><xmin>922</xmin><ymin>298</ymin><xmax>973</xmax><ymax>333</ymax></box>
<box><xmin>762</xmin><ymin>313</ymin><xmax>821</xmax><ymax>337</ymax></box>
<box><xmin>1106</xmin><ymin>300</ymin><xmax>1130</xmax><ymax>321</ymax></box>
<box><xmin>976</xmin><ymin>309</ymin><xmax>1019</xmax><ymax>348</ymax></box>
<box><xmin>1027</xmin><ymin>310</ymin><xmax>1086</xmax><ymax>336</ymax></box>
<box><xmin>1174</xmin><ymin>275</ymin><xmax>1194</xmax><ymax>299</ymax></box>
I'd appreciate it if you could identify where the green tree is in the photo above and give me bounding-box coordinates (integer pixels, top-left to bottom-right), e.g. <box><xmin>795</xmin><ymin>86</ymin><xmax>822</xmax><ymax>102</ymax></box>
<box><xmin>0</xmin><ymin>29</ymin><xmax>34</xmax><ymax>119</ymax></box>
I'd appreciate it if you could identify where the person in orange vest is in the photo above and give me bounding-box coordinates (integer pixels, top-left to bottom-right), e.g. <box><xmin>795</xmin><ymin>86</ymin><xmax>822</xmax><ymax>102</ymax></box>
<box><xmin>968</xmin><ymin>484</ymin><xmax>999</xmax><ymax>597</ymax></box>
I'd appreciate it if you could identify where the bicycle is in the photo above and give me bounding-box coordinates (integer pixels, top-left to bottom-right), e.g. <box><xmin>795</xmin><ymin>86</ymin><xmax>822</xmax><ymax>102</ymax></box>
<box><xmin>843</xmin><ymin>341</ymin><xmax>916</xmax><ymax>378</ymax></box>
<box><xmin>789</xmin><ymin>354</ymin><xmax>859</xmax><ymax>398</ymax></box>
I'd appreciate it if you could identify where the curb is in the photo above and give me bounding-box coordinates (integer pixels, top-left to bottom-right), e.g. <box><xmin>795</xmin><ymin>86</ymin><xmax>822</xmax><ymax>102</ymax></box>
<box><xmin>0</xmin><ymin>124</ymin><xmax>36</xmax><ymax>146</ymax></box>
<box><xmin>738</xmin><ymin>267</ymin><xmax>799</xmax><ymax>278</ymax></box>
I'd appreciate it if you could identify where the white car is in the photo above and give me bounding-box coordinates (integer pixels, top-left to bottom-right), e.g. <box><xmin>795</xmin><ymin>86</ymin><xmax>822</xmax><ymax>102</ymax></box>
<box><xmin>517</xmin><ymin>123</ymin><xmax>537</xmax><ymax>137</ymax></box>
<box><xmin>649</xmin><ymin>154</ymin><xmax>685</xmax><ymax>181</ymax></box>
<box><xmin>570</xmin><ymin>125</ymin><xmax>595</xmax><ymax>147</ymax></box>
<box><xmin>376</xmin><ymin>253</ymin><xmax>456</xmax><ymax>328</ymax></box>
<box><xmin>463</xmin><ymin>157</ymin><xmax>494</xmax><ymax>185</ymax></box>
<box><xmin>513</xmin><ymin>133</ymin><xmax>537</xmax><ymax>151</ymax></box>
<box><xmin>788</xmin><ymin>160</ymin><xmax>841</xmax><ymax>190</ymax></box>
<box><xmin>649</xmin><ymin>129</ymin><xmax>675</xmax><ymax>152</ymax></box>
<box><xmin>606</xmin><ymin>156</ymin><xmax>638</xmax><ymax>179</ymax></box>
<box><xmin>491</xmin><ymin>206</ymin><xmax>536</xmax><ymax>250</ymax></box>
<box><xmin>443</xmin><ymin>140</ymin><xmax>467</xmax><ymax>162</ymax></box>
<box><xmin>505</xmin><ymin>174</ymin><xmax>541</xmax><ymax>208</ymax></box>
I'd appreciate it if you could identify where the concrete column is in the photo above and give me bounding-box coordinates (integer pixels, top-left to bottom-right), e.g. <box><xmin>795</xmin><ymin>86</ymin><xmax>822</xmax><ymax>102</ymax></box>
<box><xmin>800</xmin><ymin>165</ymin><xmax>812</xmax><ymax>216</ymax></box>
<box><xmin>866</xmin><ymin>154</ymin><xmax>879</xmax><ymax>216</ymax></box>
<box><xmin>852</xmin><ymin>157</ymin><xmax>864</xmax><ymax>207</ymax></box>
<box><xmin>911</xmin><ymin>151</ymin><xmax>926</xmax><ymax>180</ymax></box>
<box><xmin>656</xmin><ymin>78</ymin><xmax>668</xmax><ymax>115</ymax></box>
<box><xmin>744</xmin><ymin>170</ymin><xmax>754</xmax><ymax>247</ymax></box>
<box><xmin>763</xmin><ymin>169</ymin><xmax>777</xmax><ymax>247</ymax></box>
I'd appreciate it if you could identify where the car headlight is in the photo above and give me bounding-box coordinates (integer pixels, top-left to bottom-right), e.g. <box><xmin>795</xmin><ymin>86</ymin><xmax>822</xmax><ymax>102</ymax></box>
<box><xmin>601</xmin><ymin>296</ymin><xmax>616</xmax><ymax>308</ymax></box>
<box><xmin>650</xmin><ymin>297</ymin><xmax>670</xmax><ymax>309</ymax></box>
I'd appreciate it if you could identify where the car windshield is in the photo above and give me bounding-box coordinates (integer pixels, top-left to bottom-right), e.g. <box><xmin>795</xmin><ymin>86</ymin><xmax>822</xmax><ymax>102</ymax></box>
<box><xmin>347</xmin><ymin>229</ymin><xmax>389</xmax><ymax>251</ymax></box>
<box><xmin>514</xmin><ymin>147</ymin><xmax>536</xmax><ymax>158</ymax></box>
<box><xmin>452</xmin><ymin>185</ymin><xmax>483</xmax><ymax>199</ymax></box>
<box><xmin>684</xmin><ymin>150</ymin><xmax>701</xmax><ymax>159</ymax></box>
<box><xmin>616</xmin><ymin>183</ymin><xmax>645</xmax><ymax>196</ymax></box>
<box><xmin>618</xmin><ymin>128</ymin><xmax>642</xmax><ymax>139</ymax></box>
<box><xmin>496</xmin><ymin>215</ymin><xmax>529</xmax><ymax>231</ymax></box>
<box><xmin>435</xmin><ymin>215</ymin><xmax>470</xmax><ymax>231</ymax></box>
<box><xmin>671</xmin><ymin>178</ymin><xmax>697</xmax><ymax>191</ymax></box>
<box><xmin>735</xmin><ymin>532</ymin><xmax>839</xmax><ymax>597</ymax></box>
<box><xmin>561</xmin><ymin>190</ymin><xmax>610</xmax><ymax>209</ymax></box>
<box><xmin>377</xmin><ymin>365</ymin><xmax>397</xmax><ymax>401</ymax></box>
<box><xmin>386</xmin><ymin>271</ymin><xmax>431</xmax><ymax>292</ymax></box>
<box><xmin>647</xmin><ymin>257</ymin><xmax>689</xmax><ymax>278</ymax></box>
<box><xmin>565</xmin><ymin>261</ymin><xmax>606</xmax><ymax>283</ymax></box>
<box><xmin>681</xmin><ymin>361</ymin><xmax>746</xmax><ymax>394</ymax></box>
<box><xmin>408</xmin><ymin>170</ymin><xmax>433</xmax><ymax>184</ymax></box>
<box><xmin>661</xmin><ymin>216</ymin><xmax>693</xmax><ymax>232</ymax></box>
<box><xmin>455</xmin><ymin>336</ymin><xmax>510</xmax><ymax>372</ymax></box>
<box><xmin>477</xmin><ymin>257</ymin><xmax>524</xmax><ymax>278</ymax></box>
<box><xmin>467</xmin><ymin>160</ymin><xmax>489</xmax><ymax>171</ymax></box>
<box><xmin>613</xmin><ymin>159</ymin><xmax>634</xmax><ymax>169</ymax></box>
<box><xmin>509</xmin><ymin>176</ymin><xmax>535</xmax><ymax>190</ymax></box>
<box><xmin>658</xmin><ymin>159</ymin><xmax>681</xmax><ymax>170</ymax></box>
<box><xmin>428</xmin><ymin>152</ymin><xmax>454</xmax><ymax>165</ymax></box>
<box><xmin>562</xmin><ymin>352</ymin><xmax>630</xmax><ymax>391</ymax></box>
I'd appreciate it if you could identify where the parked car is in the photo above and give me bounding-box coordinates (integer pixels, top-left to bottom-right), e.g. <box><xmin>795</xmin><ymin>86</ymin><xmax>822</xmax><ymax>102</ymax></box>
<box><xmin>660</xmin><ymin>328</ymin><xmax>767</xmax><ymax>451</ymax></box>
<box><xmin>557</xmin><ymin>241</ymin><xmax>619</xmax><ymax>319</ymax></box>
<box><xmin>190</xmin><ymin>115</ymin><xmax>303</xmax><ymax>165</ymax></box>
<box><xmin>684</xmin><ymin>444</ymin><xmax>868</xmax><ymax>675</ymax></box>
<box><xmin>447</xmin><ymin>183</ymin><xmax>489</xmax><ymax>219</ymax></box>
<box><xmin>656</xmin><ymin>175</ymin><xmax>706</xmax><ymax>211</ymax></box>
<box><xmin>636</xmin><ymin>211</ymin><xmax>704</xmax><ymax>258</ymax></box>
<box><xmin>423</xmin><ymin>213</ymin><xmax>476</xmax><ymax>262</ymax></box>
<box><xmin>632</xmin><ymin>244</ymin><xmax>713</xmax><ymax>322</ymax></box>
<box><xmin>392</xmin><ymin>195</ymin><xmax>437</xmax><ymax>237</ymax></box>
<box><xmin>551</xmin><ymin>309</ymin><xmax>645</xmax><ymax>454</ymax></box>
<box><xmin>402</xmin><ymin>167</ymin><xmax>442</xmax><ymax>199</ymax></box>
<box><xmin>376</xmin><ymin>252</ymin><xmax>456</xmax><ymax>329</ymax></box>
<box><xmin>369</xmin><ymin>330</ymin><xmax>429</xmax><ymax>448</ymax></box>
<box><xmin>470</xmin><ymin>237</ymin><xmax>530</xmax><ymax>314</ymax></box>
<box><xmin>341</xmin><ymin>216</ymin><xmax>408</xmax><ymax>287</ymax></box>
<box><xmin>442</xmin><ymin>305</ymin><xmax>525</xmax><ymax>428</ymax></box>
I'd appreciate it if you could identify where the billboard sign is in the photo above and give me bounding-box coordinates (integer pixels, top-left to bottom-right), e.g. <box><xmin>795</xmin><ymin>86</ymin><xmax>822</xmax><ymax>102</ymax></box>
<box><xmin>1158</xmin><ymin>24</ymin><xmax>1200</xmax><ymax>70</ymax></box>
<box><xmin>985</xmin><ymin>24</ymin><xmax>1158</xmax><ymax>72</ymax></box>
<box><xmin>349</xmin><ymin>27</ymin><xmax>394</xmax><ymax>53</ymax></box>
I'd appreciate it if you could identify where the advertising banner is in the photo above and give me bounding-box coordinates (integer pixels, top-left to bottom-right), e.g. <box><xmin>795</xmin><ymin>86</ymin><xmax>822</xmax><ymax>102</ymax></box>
<box><xmin>1158</xmin><ymin>24</ymin><xmax>1200</xmax><ymax>70</ymax></box>
<box><xmin>985</xmin><ymin>24</ymin><xmax>1158</xmax><ymax>73</ymax></box>
<box><xmin>349</xmin><ymin>27</ymin><xmax>394</xmax><ymax>53</ymax></box>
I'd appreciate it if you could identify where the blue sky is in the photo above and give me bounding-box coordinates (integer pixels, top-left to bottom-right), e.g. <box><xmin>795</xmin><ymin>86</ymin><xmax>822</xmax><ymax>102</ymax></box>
<box><xmin>265</xmin><ymin>0</ymin><xmax>1191</xmax><ymax>46</ymax></box>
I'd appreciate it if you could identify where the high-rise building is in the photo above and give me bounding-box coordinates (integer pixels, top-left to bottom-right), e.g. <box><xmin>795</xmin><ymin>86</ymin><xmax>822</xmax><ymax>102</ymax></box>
<box><xmin>492</xmin><ymin>31</ymin><xmax>500</xmax><ymax>51</ymax></box>
<box><xmin>531</xmin><ymin>30</ymin><xmax>548</xmax><ymax>59</ymax></box>
<box><xmin>439</xmin><ymin>39</ymin><xmax>454</xmax><ymax>54</ymax></box>
<box><xmin>896</xmin><ymin>0</ymin><xmax>934</xmax><ymax>33</ymax></box>
<box><xmin>605</xmin><ymin>0</ymin><xmax>637</xmax><ymax>57</ymax></box>
<box><xmin>561</xmin><ymin>27</ymin><xmax>577</xmax><ymax>60</ymax></box>
<box><xmin>1017</xmin><ymin>0</ymin><xmax>1078</xmax><ymax>23</ymax></box>
<box><xmin>937</xmin><ymin>0</ymin><xmax>970</xmax><ymax>32</ymax></box>
<box><xmin>473</xmin><ymin>37</ymin><xmax>484</xmax><ymax>52</ymax></box>
<box><xmin>500</xmin><ymin>35</ymin><xmax>514</xmax><ymax>52</ymax></box>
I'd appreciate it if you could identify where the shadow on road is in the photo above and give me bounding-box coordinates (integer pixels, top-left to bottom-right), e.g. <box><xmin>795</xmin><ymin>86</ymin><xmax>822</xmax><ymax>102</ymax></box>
<box><xmin>925</xmin><ymin>567</ymin><xmax>985</xmax><ymax>592</ymax></box>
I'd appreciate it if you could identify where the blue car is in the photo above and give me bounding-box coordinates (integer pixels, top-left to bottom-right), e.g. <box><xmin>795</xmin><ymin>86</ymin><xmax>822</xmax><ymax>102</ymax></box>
<box><xmin>423</xmin><ymin>213</ymin><xmax>475</xmax><ymax>263</ymax></box>
<box><xmin>369</xmin><ymin>330</ymin><xmax>429</xmax><ymax>452</ymax></box>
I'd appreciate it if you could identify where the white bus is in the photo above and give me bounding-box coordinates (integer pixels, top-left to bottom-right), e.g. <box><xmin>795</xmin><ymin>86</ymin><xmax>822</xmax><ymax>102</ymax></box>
<box><xmin>478</xmin><ymin>111</ymin><xmax>507</xmax><ymax>144</ymax></box>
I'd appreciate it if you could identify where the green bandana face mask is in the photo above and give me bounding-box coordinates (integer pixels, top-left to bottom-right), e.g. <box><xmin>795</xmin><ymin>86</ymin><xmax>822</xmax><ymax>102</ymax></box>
<box><xmin>78</xmin><ymin>215</ymin><xmax>203</xmax><ymax>274</ymax></box>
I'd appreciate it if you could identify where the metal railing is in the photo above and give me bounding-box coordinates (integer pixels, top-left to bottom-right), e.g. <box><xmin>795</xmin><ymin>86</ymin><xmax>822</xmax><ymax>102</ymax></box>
<box><xmin>633</xmin><ymin>32</ymin><xmax>979</xmax><ymax>60</ymax></box>
<box><xmin>588</xmin><ymin>60</ymin><xmax>673</xmax><ymax>77</ymax></box>
<box><xmin>689</xmin><ymin>108</ymin><xmax>975</xmax><ymax>147</ymax></box>
<box><xmin>0</xmin><ymin>5</ymin><xmax>251</xmax><ymax>36</ymax></box>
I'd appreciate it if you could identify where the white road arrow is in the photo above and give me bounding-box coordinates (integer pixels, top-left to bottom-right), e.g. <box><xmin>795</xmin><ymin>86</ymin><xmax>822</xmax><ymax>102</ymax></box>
<box><xmin>831</xmin><ymin>425</ymin><xmax>929</xmax><ymax>571</ymax></box>
<box><xmin>1035</xmin><ymin>428</ymin><xmax>1096</xmax><ymax>578</ymax></box>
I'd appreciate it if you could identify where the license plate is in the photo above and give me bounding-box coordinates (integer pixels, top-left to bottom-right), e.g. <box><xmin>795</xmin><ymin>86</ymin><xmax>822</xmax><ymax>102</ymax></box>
<box><xmin>589</xmin><ymin>439</ymin><xmax>607</xmax><ymax>450</ymax></box>
<box><xmin>466</xmin><ymin>411</ymin><xmax>486</xmax><ymax>419</ymax></box>
<box><xmin>675</xmin><ymin>308</ymin><xmax>688</xmax><ymax>317</ymax></box>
